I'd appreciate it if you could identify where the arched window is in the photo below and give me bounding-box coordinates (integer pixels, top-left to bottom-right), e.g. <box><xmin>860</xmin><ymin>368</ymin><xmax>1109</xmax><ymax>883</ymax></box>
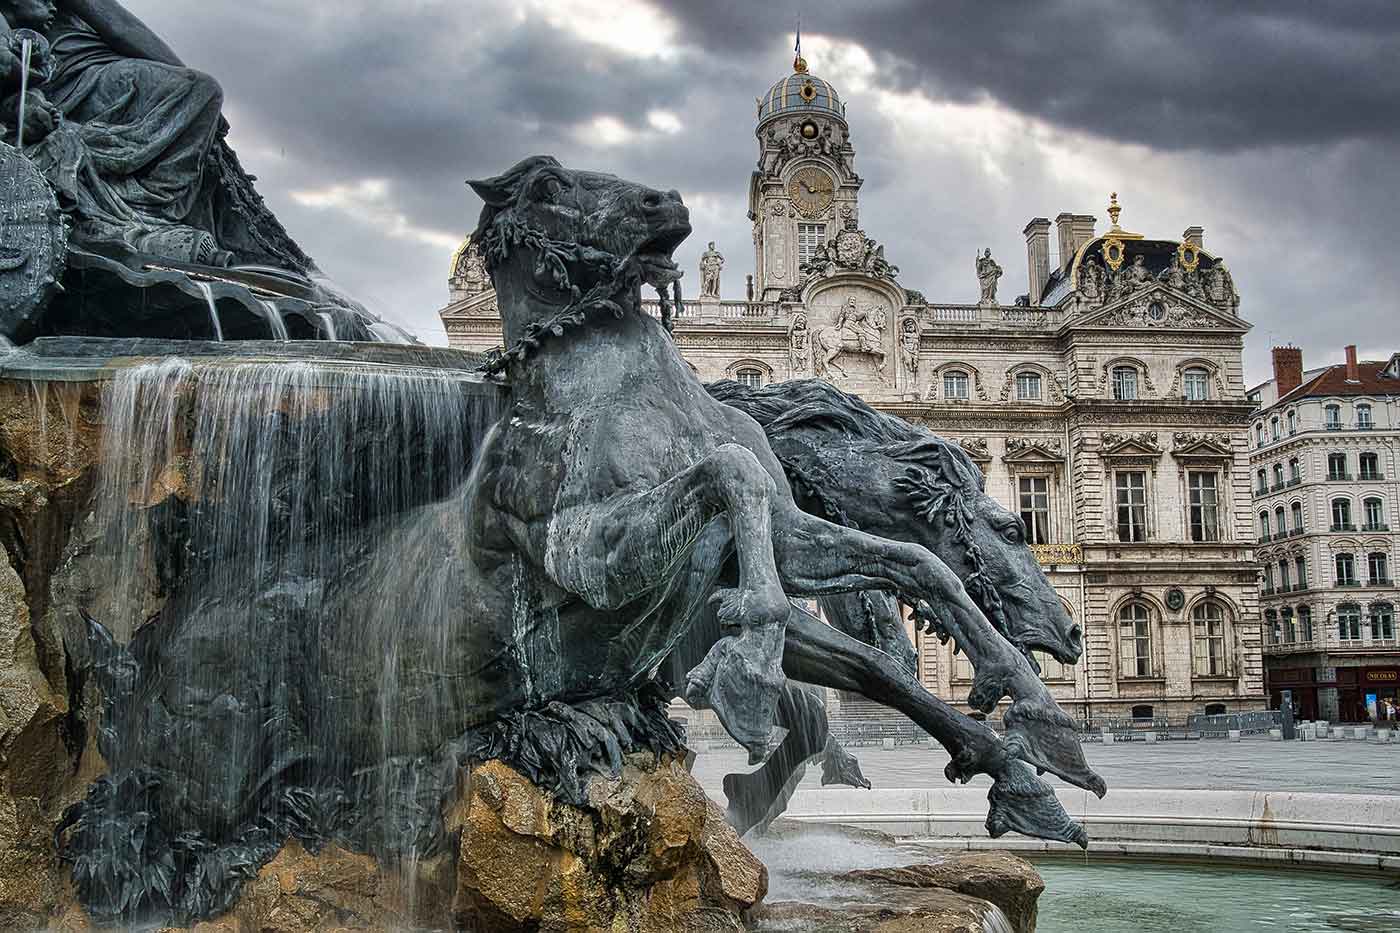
<box><xmin>1192</xmin><ymin>601</ymin><xmax>1228</xmax><ymax>676</ymax></box>
<box><xmin>1204</xmin><ymin>703</ymin><xmax>1227</xmax><ymax>716</ymax></box>
<box><xmin>1274</xmin><ymin>506</ymin><xmax>1287</xmax><ymax>536</ymax></box>
<box><xmin>1372</xmin><ymin>603</ymin><xmax>1395</xmax><ymax>642</ymax></box>
<box><xmin>1335</xmin><ymin>552</ymin><xmax>1357</xmax><ymax>586</ymax></box>
<box><xmin>735</xmin><ymin>367</ymin><xmax>764</xmax><ymax>389</ymax></box>
<box><xmin>1183</xmin><ymin>367</ymin><xmax>1210</xmax><ymax>401</ymax></box>
<box><xmin>1357</xmin><ymin>404</ymin><xmax>1373</xmax><ymax>429</ymax></box>
<box><xmin>1327</xmin><ymin>452</ymin><xmax>1348</xmax><ymax>480</ymax></box>
<box><xmin>943</xmin><ymin>369</ymin><xmax>970</xmax><ymax>400</ymax></box>
<box><xmin>1015</xmin><ymin>371</ymin><xmax>1042</xmax><ymax>400</ymax></box>
<box><xmin>1270</xmin><ymin>416</ymin><xmax>1280</xmax><ymax>440</ymax></box>
<box><xmin>1368</xmin><ymin>552</ymin><xmax>1390</xmax><ymax>585</ymax></box>
<box><xmin>1272</xmin><ymin>464</ymin><xmax>1284</xmax><ymax>487</ymax></box>
<box><xmin>1359</xmin><ymin>452</ymin><xmax>1380</xmax><ymax>480</ymax></box>
<box><xmin>1325</xmin><ymin>404</ymin><xmax>1342</xmax><ymax>429</ymax></box>
<box><xmin>1331</xmin><ymin>498</ymin><xmax>1352</xmax><ymax>530</ymax></box>
<box><xmin>1256</xmin><ymin>469</ymin><xmax>1267</xmax><ymax>494</ymax></box>
<box><xmin>1118</xmin><ymin>603</ymin><xmax>1153</xmax><ymax>677</ymax></box>
<box><xmin>1364</xmin><ymin>497</ymin><xmax>1386</xmax><ymax>530</ymax></box>
<box><xmin>1287</xmin><ymin>410</ymin><xmax>1297</xmax><ymax>435</ymax></box>
<box><xmin>1288</xmin><ymin>458</ymin><xmax>1301</xmax><ymax>482</ymax></box>
<box><xmin>1130</xmin><ymin>704</ymin><xmax>1155</xmax><ymax>720</ymax></box>
<box><xmin>1297</xmin><ymin>605</ymin><xmax>1313</xmax><ymax>641</ymax></box>
<box><xmin>1338</xmin><ymin>603</ymin><xmax>1362</xmax><ymax>641</ymax></box>
<box><xmin>1258</xmin><ymin>511</ymin><xmax>1271</xmax><ymax>539</ymax></box>
<box><xmin>1291</xmin><ymin>501</ymin><xmax>1304</xmax><ymax>534</ymax></box>
<box><xmin>1112</xmin><ymin>366</ymin><xmax>1139</xmax><ymax>401</ymax></box>
<box><xmin>1295</xmin><ymin>555</ymin><xmax>1308</xmax><ymax>589</ymax></box>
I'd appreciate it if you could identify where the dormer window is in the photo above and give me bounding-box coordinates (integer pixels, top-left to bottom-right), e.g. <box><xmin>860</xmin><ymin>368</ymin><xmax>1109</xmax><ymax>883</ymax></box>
<box><xmin>1112</xmin><ymin>366</ymin><xmax>1139</xmax><ymax>401</ymax></box>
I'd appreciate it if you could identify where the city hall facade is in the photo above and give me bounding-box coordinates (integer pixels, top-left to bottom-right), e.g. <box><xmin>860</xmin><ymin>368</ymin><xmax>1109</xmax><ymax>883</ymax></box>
<box><xmin>441</xmin><ymin>53</ymin><xmax>1265</xmax><ymax>723</ymax></box>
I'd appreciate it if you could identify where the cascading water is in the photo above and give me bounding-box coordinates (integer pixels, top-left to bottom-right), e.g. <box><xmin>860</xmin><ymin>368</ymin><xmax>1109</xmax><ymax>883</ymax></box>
<box><xmin>62</xmin><ymin>353</ymin><xmax>504</xmax><ymax>924</ymax></box>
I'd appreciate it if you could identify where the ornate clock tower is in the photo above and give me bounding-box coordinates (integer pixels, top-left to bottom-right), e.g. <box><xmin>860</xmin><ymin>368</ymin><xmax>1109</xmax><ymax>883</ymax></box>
<box><xmin>749</xmin><ymin>52</ymin><xmax>862</xmax><ymax>301</ymax></box>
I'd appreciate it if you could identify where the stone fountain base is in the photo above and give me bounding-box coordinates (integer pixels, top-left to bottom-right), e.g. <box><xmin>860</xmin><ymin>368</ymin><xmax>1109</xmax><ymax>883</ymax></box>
<box><xmin>45</xmin><ymin>754</ymin><xmax>765</xmax><ymax>932</ymax></box>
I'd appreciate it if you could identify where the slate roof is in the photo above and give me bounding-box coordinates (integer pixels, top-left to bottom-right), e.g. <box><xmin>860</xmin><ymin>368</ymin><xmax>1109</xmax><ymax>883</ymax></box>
<box><xmin>1278</xmin><ymin>356</ymin><xmax>1400</xmax><ymax>404</ymax></box>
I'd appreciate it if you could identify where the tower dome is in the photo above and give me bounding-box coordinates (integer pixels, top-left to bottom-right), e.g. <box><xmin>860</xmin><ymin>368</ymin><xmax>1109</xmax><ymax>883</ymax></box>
<box><xmin>757</xmin><ymin>56</ymin><xmax>845</xmax><ymax>127</ymax></box>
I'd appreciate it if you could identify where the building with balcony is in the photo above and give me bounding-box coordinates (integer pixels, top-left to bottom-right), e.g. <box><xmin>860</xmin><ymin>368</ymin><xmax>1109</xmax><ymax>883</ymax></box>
<box><xmin>440</xmin><ymin>47</ymin><xmax>1266</xmax><ymax>724</ymax></box>
<box><xmin>1249</xmin><ymin>345</ymin><xmax>1400</xmax><ymax>722</ymax></box>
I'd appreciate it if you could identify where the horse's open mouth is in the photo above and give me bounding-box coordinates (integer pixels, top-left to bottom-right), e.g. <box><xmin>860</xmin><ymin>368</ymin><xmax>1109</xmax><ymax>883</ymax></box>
<box><xmin>635</xmin><ymin>225</ymin><xmax>690</xmax><ymax>289</ymax></box>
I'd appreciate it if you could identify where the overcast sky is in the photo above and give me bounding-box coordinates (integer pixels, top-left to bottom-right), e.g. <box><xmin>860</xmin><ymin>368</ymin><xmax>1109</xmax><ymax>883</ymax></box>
<box><xmin>129</xmin><ymin>0</ymin><xmax>1399</xmax><ymax>384</ymax></box>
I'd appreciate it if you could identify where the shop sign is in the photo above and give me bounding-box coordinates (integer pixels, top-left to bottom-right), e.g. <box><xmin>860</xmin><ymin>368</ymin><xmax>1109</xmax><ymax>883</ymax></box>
<box><xmin>1366</xmin><ymin>670</ymin><xmax>1398</xmax><ymax>683</ymax></box>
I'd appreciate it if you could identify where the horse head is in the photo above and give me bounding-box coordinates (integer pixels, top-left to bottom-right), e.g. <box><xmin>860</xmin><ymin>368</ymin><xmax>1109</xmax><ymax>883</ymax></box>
<box><xmin>890</xmin><ymin>439</ymin><xmax>1083</xmax><ymax>668</ymax></box>
<box><xmin>468</xmin><ymin>156</ymin><xmax>691</xmax><ymax>364</ymax></box>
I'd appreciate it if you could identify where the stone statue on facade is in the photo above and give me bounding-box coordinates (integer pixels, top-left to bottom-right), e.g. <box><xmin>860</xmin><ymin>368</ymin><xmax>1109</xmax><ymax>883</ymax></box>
<box><xmin>1079</xmin><ymin>256</ymin><xmax>1104</xmax><ymax>303</ymax></box>
<box><xmin>1204</xmin><ymin>261</ymin><xmax>1237</xmax><ymax>311</ymax></box>
<box><xmin>1159</xmin><ymin>254</ymin><xmax>1186</xmax><ymax>291</ymax></box>
<box><xmin>900</xmin><ymin>316</ymin><xmax>920</xmax><ymax>377</ymax></box>
<box><xmin>699</xmin><ymin>240</ymin><xmax>724</xmax><ymax>298</ymax></box>
<box><xmin>788</xmin><ymin>311</ymin><xmax>810</xmax><ymax>375</ymax></box>
<box><xmin>976</xmin><ymin>248</ymin><xmax>1002</xmax><ymax>305</ymax></box>
<box><xmin>1122</xmin><ymin>254</ymin><xmax>1151</xmax><ymax>294</ymax></box>
<box><xmin>815</xmin><ymin>295</ymin><xmax>886</xmax><ymax>377</ymax></box>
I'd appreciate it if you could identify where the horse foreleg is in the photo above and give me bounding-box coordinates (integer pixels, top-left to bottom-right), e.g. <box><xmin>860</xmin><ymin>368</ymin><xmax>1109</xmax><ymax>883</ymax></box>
<box><xmin>781</xmin><ymin>607</ymin><xmax>1089</xmax><ymax>848</ymax></box>
<box><xmin>771</xmin><ymin>508</ymin><xmax>1105</xmax><ymax>797</ymax></box>
<box><xmin>545</xmin><ymin>444</ymin><xmax>788</xmax><ymax>760</ymax></box>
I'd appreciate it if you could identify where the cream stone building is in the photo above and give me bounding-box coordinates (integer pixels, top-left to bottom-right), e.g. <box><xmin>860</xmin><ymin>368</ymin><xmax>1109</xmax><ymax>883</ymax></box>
<box><xmin>441</xmin><ymin>52</ymin><xmax>1266</xmax><ymax>724</ymax></box>
<box><xmin>1249</xmin><ymin>346</ymin><xmax>1400</xmax><ymax>724</ymax></box>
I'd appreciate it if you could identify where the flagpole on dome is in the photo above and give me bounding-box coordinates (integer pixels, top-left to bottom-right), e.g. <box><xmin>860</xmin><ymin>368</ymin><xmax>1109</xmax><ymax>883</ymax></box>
<box><xmin>793</xmin><ymin>16</ymin><xmax>807</xmax><ymax>74</ymax></box>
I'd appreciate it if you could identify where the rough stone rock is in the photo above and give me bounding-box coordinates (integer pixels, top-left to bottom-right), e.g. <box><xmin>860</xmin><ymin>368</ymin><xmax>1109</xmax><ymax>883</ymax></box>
<box><xmin>838</xmin><ymin>852</ymin><xmax>1044</xmax><ymax>933</ymax></box>
<box><xmin>753</xmin><ymin>889</ymin><xmax>1004</xmax><ymax>933</ymax></box>
<box><xmin>451</xmin><ymin>753</ymin><xmax>766</xmax><ymax>933</ymax></box>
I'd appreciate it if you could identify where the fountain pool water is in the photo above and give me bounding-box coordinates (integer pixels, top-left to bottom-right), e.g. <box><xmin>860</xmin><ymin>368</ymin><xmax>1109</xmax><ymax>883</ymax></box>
<box><xmin>1034</xmin><ymin>857</ymin><xmax>1400</xmax><ymax>932</ymax></box>
<box><xmin>747</xmin><ymin>828</ymin><xmax>1400</xmax><ymax>932</ymax></box>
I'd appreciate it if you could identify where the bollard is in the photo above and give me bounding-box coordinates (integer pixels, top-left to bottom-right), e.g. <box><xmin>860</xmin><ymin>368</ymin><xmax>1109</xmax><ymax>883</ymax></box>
<box><xmin>881</xmin><ymin>737</ymin><xmax>896</xmax><ymax>751</ymax></box>
<box><xmin>1101</xmin><ymin>730</ymin><xmax>1114</xmax><ymax>745</ymax></box>
<box><xmin>1353</xmin><ymin>726</ymin><xmax>1369</xmax><ymax>741</ymax></box>
<box><xmin>1144</xmin><ymin>733</ymin><xmax>1157</xmax><ymax>745</ymax></box>
<box><xmin>1316</xmin><ymin>721</ymin><xmax>1329</xmax><ymax>739</ymax></box>
<box><xmin>1299</xmin><ymin>725</ymin><xmax>1314</xmax><ymax>741</ymax></box>
<box><xmin>1378</xmin><ymin>729</ymin><xmax>1392</xmax><ymax>745</ymax></box>
<box><xmin>1268</xmin><ymin>728</ymin><xmax>1282</xmax><ymax>741</ymax></box>
<box><xmin>1228</xmin><ymin>729</ymin><xmax>1242</xmax><ymax>742</ymax></box>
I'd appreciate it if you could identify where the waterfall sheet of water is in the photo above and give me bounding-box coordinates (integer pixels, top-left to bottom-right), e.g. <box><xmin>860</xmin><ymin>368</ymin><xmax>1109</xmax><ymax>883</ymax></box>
<box><xmin>16</xmin><ymin>37</ymin><xmax>32</xmax><ymax>148</ymax></box>
<box><xmin>93</xmin><ymin>357</ymin><xmax>501</xmax><ymax>640</ymax></box>
<box><xmin>194</xmin><ymin>282</ymin><xmax>224</xmax><ymax>341</ymax></box>
<box><xmin>258</xmin><ymin>300</ymin><xmax>290</xmax><ymax>341</ymax></box>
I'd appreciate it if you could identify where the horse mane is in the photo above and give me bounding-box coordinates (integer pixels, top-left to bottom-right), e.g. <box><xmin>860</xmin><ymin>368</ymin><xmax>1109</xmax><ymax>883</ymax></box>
<box><xmin>709</xmin><ymin>378</ymin><xmax>984</xmax><ymax>492</ymax></box>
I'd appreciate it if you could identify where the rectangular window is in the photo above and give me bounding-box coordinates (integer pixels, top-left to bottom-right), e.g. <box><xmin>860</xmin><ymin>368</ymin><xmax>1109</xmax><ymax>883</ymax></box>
<box><xmin>1278</xmin><ymin>561</ymin><xmax>1291</xmax><ymax>591</ymax></box>
<box><xmin>1184</xmin><ymin>370</ymin><xmax>1210</xmax><ymax>401</ymax></box>
<box><xmin>1295</xmin><ymin>556</ymin><xmax>1308</xmax><ymax>589</ymax></box>
<box><xmin>1018</xmin><ymin>476</ymin><xmax>1051</xmax><ymax>545</ymax></box>
<box><xmin>797</xmin><ymin>223</ymin><xmax>826</xmax><ymax>266</ymax></box>
<box><xmin>1339</xmin><ymin>608</ymin><xmax>1362</xmax><ymax>641</ymax></box>
<box><xmin>1112</xmin><ymin>367</ymin><xmax>1138</xmax><ymax>401</ymax></box>
<box><xmin>943</xmin><ymin>371</ymin><xmax>969</xmax><ymax>400</ymax></box>
<box><xmin>1120</xmin><ymin>620</ymin><xmax>1152</xmax><ymax>677</ymax></box>
<box><xmin>1373</xmin><ymin>606</ymin><xmax>1395</xmax><ymax>642</ymax></box>
<box><xmin>1188</xmin><ymin>472</ymin><xmax>1219</xmax><ymax>542</ymax></box>
<box><xmin>1115</xmin><ymin>472</ymin><xmax>1147</xmax><ymax>542</ymax></box>
<box><xmin>1016</xmin><ymin>372</ymin><xmax>1042</xmax><ymax>400</ymax></box>
<box><xmin>1336</xmin><ymin>553</ymin><xmax>1357</xmax><ymax>586</ymax></box>
<box><xmin>1359</xmin><ymin>453</ymin><xmax>1380</xmax><ymax>480</ymax></box>
<box><xmin>1369</xmin><ymin>552</ymin><xmax>1389</xmax><ymax>584</ymax></box>
<box><xmin>1326</xmin><ymin>405</ymin><xmax>1341</xmax><ymax>429</ymax></box>
<box><xmin>1193</xmin><ymin>619</ymin><xmax>1226</xmax><ymax>676</ymax></box>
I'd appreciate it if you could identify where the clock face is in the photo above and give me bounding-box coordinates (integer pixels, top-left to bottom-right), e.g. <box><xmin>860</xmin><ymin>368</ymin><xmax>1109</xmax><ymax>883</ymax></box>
<box><xmin>788</xmin><ymin>166</ymin><xmax>834</xmax><ymax>218</ymax></box>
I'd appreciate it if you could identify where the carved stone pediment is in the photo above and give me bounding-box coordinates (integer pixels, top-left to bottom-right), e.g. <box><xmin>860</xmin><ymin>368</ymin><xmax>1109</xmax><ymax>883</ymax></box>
<box><xmin>1172</xmin><ymin>431</ymin><xmax>1234</xmax><ymax>458</ymax></box>
<box><xmin>441</xmin><ymin>288</ymin><xmax>500</xmax><ymax>320</ymax></box>
<box><xmin>1098</xmin><ymin>431</ymin><xmax>1162</xmax><ymax>459</ymax></box>
<box><xmin>1077</xmin><ymin>286</ymin><xmax>1241</xmax><ymax>332</ymax></box>
<box><xmin>957</xmin><ymin>437</ymin><xmax>990</xmax><ymax>462</ymax></box>
<box><xmin>1003</xmin><ymin>437</ymin><xmax>1065</xmax><ymax>463</ymax></box>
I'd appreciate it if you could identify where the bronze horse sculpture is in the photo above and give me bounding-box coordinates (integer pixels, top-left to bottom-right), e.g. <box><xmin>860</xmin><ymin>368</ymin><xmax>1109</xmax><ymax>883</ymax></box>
<box><xmin>695</xmin><ymin>377</ymin><xmax>1098</xmax><ymax>834</ymax></box>
<box><xmin>58</xmin><ymin>156</ymin><xmax>1103</xmax><ymax>924</ymax></box>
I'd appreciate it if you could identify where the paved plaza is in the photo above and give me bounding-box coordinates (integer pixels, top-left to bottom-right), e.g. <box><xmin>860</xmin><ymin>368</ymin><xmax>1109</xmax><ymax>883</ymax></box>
<box><xmin>690</xmin><ymin>735</ymin><xmax>1400</xmax><ymax>800</ymax></box>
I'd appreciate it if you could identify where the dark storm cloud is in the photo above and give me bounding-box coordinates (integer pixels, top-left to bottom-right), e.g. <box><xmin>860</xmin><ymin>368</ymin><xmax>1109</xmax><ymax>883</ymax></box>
<box><xmin>652</xmin><ymin>0</ymin><xmax>1400</xmax><ymax>152</ymax></box>
<box><xmin>114</xmin><ymin>1</ymin><xmax>1398</xmax><ymax>378</ymax></box>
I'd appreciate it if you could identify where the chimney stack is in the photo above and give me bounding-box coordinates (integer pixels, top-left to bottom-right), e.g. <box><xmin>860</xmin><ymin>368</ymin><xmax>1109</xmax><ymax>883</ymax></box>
<box><xmin>1055</xmin><ymin>213</ymin><xmax>1100</xmax><ymax>270</ymax></box>
<box><xmin>1182</xmin><ymin>226</ymin><xmax>1205</xmax><ymax>250</ymax></box>
<box><xmin>1345</xmin><ymin>344</ymin><xmax>1359</xmax><ymax>382</ymax></box>
<box><xmin>1272</xmin><ymin>346</ymin><xmax>1303</xmax><ymax>398</ymax></box>
<box><xmin>1023</xmin><ymin>218</ymin><xmax>1051</xmax><ymax>306</ymax></box>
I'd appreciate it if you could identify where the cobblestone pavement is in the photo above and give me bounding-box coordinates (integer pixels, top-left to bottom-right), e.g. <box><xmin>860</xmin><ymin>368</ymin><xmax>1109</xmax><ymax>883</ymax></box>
<box><xmin>689</xmin><ymin>734</ymin><xmax>1400</xmax><ymax>800</ymax></box>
